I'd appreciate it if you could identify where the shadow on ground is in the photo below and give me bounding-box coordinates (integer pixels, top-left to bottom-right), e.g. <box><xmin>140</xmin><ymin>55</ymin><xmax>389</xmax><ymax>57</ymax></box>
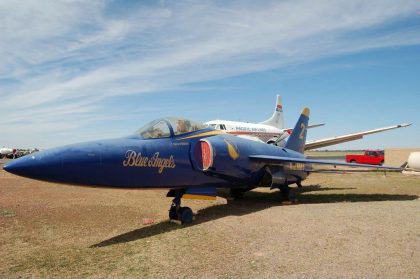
<box><xmin>294</xmin><ymin>184</ymin><xmax>356</xmax><ymax>193</ymax></box>
<box><xmin>91</xmin><ymin>186</ymin><xmax>417</xmax><ymax>248</ymax></box>
<box><xmin>91</xmin><ymin>196</ymin><xmax>277</xmax><ymax>248</ymax></box>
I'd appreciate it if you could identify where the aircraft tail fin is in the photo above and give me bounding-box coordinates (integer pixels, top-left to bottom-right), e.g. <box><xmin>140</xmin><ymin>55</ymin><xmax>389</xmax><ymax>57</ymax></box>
<box><xmin>259</xmin><ymin>95</ymin><xmax>284</xmax><ymax>128</ymax></box>
<box><xmin>285</xmin><ymin>108</ymin><xmax>310</xmax><ymax>154</ymax></box>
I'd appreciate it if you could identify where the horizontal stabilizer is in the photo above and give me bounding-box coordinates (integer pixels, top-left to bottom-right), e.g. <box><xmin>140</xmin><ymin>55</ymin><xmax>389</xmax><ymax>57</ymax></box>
<box><xmin>283</xmin><ymin>123</ymin><xmax>325</xmax><ymax>135</ymax></box>
<box><xmin>249</xmin><ymin>155</ymin><xmax>402</xmax><ymax>171</ymax></box>
<box><xmin>184</xmin><ymin>187</ymin><xmax>217</xmax><ymax>200</ymax></box>
<box><xmin>308</xmin><ymin>123</ymin><xmax>326</xmax><ymax>129</ymax></box>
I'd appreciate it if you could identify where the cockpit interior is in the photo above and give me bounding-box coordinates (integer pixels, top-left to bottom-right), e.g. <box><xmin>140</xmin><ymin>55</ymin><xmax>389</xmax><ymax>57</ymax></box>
<box><xmin>135</xmin><ymin>117</ymin><xmax>207</xmax><ymax>139</ymax></box>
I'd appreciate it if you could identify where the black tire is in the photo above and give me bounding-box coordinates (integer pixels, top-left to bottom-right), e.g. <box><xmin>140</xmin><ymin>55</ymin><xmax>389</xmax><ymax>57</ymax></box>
<box><xmin>179</xmin><ymin>207</ymin><xmax>193</xmax><ymax>224</ymax></box>
<box><xmin>350</xmin><ymin>160</ymin><xmax>356</xmax><ymax>164</ymax></box>
<box><xmin>380</xmin><ymin>160</ymin><xmax>384</xmax><ymax>166</ymax></box>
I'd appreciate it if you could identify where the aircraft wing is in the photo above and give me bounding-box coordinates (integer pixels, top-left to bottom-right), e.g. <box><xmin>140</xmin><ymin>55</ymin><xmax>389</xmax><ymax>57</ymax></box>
<box><xmin>249</xmin><ymin>155</ymin><xmax>402</xmax><ymax>171</ymax></box>
<box><xmin>304</xmin><ymin>123</ymin><xmax>412</xmax><ymax>151</ymax></box>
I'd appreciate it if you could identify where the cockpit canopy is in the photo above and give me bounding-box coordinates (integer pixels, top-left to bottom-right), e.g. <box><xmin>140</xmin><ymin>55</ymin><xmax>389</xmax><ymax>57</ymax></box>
<box><xmin>135</xmin><ymin>117</ymin><xmax>208</xmax><ymax>139</ymax></box>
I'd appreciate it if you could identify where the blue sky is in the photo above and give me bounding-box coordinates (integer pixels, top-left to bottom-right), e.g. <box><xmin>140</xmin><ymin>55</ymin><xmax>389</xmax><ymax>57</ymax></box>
<box><xmin>0</xmin><ymin>0</ymin><xmax>419</xmax><ymax>149</ymax></box>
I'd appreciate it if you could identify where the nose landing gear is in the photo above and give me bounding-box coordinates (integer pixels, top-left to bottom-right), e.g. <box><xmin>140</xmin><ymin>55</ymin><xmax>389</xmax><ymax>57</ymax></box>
<box><xmin>168</xmin><ymin>190</ymin><xmax>193</xmax><ymax>224</ymax></box>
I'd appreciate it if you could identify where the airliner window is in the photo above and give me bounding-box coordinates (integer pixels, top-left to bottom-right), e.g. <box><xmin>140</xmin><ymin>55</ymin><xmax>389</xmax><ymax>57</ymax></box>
<box><xmin>136</xmin><ymin>120</ymin><xmax>171</xmax><ymax>139</ymax></box>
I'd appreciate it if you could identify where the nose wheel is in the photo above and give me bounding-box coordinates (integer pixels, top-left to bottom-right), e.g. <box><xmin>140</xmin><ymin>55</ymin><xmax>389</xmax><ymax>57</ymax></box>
<box><xmin>168</xmin><ymin>190</ymin><xmax>193</xmax><ymax>224</ymax></box>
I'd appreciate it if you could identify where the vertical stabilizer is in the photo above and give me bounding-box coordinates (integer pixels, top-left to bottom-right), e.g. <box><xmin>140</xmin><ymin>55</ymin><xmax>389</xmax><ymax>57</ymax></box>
<box><xmin>259</xmin><ymin>95</ymin><xmax>284</xmax><ymax>129</ymax></box>
<box><xmin>285</xmin><ymin>108</ymin><xmax>310</xmax><ymax>154</ymax></box>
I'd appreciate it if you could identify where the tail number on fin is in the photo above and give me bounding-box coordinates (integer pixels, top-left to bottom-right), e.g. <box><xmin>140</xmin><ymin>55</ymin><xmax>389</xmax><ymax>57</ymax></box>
<box><xmin>299</xmin><ymin>123</ymin><xmax>306</xmax><ymax>139</ymax></box>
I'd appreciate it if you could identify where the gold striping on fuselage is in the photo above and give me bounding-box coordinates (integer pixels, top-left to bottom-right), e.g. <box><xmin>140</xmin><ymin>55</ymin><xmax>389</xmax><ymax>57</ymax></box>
<box><xmin>176</xmin><ymin>130</ymin><xmax>225</xmax><ymax>140</ymax></box>
<box><xmin>183</xmin><ymin>194</ymin><xmax>217</xmax><ymax>200</ymax></box>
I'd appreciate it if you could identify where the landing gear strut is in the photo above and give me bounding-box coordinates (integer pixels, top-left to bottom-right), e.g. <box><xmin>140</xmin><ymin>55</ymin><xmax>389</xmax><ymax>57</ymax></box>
<box><xmin>168</xmin><ymin>190</ymin><xmax>193</xmax><ymax>224</ymax></box>
<box><xmin>279</xmin><ymin>184</ymin><xmax>296</xmax><ymax>204</ymax></box>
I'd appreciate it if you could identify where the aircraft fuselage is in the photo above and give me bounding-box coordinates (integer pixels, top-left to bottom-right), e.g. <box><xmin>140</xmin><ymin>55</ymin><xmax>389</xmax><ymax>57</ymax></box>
<box><xmin>4</xmin><ymin>131</ymin><xmax>308</xmax><ymax>189</ymax></box>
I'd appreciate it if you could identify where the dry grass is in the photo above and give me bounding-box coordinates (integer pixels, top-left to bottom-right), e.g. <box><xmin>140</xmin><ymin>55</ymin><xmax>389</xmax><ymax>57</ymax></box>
<box><xmin>0</xmin><ymin>169</ymin><xmax>419</xmax><ymax>278</ymax></box>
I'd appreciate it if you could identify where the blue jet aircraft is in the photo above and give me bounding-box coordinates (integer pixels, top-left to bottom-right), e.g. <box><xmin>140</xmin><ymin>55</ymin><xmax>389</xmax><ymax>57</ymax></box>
<box><xmin>3</xmin><ymin>108</ymin><xmax>401</xmax><ymax>224</ymax></box>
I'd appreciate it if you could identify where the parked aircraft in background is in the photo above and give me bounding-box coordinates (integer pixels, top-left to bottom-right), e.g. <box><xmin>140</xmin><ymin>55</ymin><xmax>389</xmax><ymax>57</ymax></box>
<box><xmin>0</xmin><ymin>147</ymin><xmax>39</xmax><ymax>159</ymax></box>
<box><xmin>205</xmin><ymin>95</ymin><xmax>325</xmax><ymax>145</ymax></box>
<box><xmin>0</xmin><ymin>147</ymin><xmax>15</xmax><ymax>159</ymax></box>
<box><xmin>4</xmin><ymin>109</ymin><xmax>401</xmax><ymax>224</ymax></box>
<box><xmin>206</xmin><ymin>95</ymin><xmax>411</xmax><ymax>150</ymax></box>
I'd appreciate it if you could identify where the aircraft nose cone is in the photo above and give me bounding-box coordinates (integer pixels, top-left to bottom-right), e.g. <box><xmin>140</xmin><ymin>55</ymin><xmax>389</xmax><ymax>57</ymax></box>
<box><xmin>4</xmin><ymin>155</ymin><xmax>33</xmax><ymax>175</ymax></box>
<box><xmin>3</xmin><ymin>162</ymin><xmax>12</xmax><ymax>172</ymax></box>
<box><xmin>3</xmin><ymin>152</ymin><xmax>62</xmax><ymax>180</ymax></box>
<box><xmin>3</xmin><ymin>143</ymin><xmax>104</xmax><ymax>185</ymax></box>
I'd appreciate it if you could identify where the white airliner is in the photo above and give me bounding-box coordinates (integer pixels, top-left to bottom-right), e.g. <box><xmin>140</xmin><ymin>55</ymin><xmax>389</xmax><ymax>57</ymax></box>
<box><xmin>205</xmin><ymin>95</ymin><xmax>324</xmax><ymax>146</ymax></box>
<box><xmin>206</xmin><ymin>95</ymin><xmax>411</xmax><ymax>150</ymax></box>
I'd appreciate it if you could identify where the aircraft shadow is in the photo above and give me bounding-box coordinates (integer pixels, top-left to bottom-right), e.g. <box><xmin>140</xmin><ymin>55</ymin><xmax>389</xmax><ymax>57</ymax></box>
<box><xmin>292</xmin><ymin>184</ymin><xmax>356</xmax><ymax>193</ymax></box>
<box><xmin>91</xmin><ymin>197</ymin><xmax>277</xmax><ymax>248</ymax></box>
<box><xmin>91</xmin><ymin>187</ymin><xmax>417</xmax><ymax>248</ymax></box>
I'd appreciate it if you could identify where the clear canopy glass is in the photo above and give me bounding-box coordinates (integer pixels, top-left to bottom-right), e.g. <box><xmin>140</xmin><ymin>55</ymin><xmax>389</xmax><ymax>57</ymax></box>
<box><xmin>135</xmin><ymin>117</ymin><xmax>207</xmax><ymax>139</ymax></box>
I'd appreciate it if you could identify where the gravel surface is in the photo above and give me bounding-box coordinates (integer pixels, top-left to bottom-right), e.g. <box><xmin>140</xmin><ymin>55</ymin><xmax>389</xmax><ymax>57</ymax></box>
<box><xmin>0</xmin><ymin>170</ymin><xmax>419</xmax><ymax>278</ymax></box>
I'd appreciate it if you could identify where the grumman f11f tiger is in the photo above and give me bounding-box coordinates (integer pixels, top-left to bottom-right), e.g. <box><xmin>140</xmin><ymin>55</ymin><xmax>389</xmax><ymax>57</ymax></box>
<box><xmin>4</xmin><ymin>108</ymin><xmax>402</xmax><ymax>224</ymax></box>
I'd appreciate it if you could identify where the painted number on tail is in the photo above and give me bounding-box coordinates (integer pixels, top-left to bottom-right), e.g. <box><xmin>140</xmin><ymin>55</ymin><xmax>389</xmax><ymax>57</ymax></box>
<box><xmin>299</xmin><ymin>123</ymin><xmax>306</xmax><ymax>139</ymax></box>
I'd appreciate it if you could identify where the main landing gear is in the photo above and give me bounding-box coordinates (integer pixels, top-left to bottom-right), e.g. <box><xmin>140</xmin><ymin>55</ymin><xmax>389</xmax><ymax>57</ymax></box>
<box><xmin>279</xmin><ymin>184</ymin><xmax>297</xmax><ymax>204</ymax></box>
<box><xmin>168</xmin><ymin>190</ymin><xmax>193</xmax><ymax>224</ymax></box>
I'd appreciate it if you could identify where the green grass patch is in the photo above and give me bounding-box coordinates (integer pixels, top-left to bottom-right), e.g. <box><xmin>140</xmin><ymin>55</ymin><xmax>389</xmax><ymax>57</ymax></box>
<box><xmin>1</xmin><ymin>208</ymin><xmax>16</xmax><ymax>218</ymax></box>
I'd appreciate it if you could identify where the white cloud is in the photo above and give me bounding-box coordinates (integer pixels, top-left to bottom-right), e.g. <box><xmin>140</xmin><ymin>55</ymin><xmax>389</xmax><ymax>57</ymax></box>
<box><xmin>0</xmin><ymin>0</ymin><xmax>419</xmax><ymax>147</ymax></box>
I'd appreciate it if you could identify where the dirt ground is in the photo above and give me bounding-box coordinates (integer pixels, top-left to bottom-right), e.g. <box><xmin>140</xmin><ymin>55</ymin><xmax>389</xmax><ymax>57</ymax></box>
<box><xmin>0</xmin><ymin>166</ymin><xmax>419</xmax><ymax>278</ymax></box>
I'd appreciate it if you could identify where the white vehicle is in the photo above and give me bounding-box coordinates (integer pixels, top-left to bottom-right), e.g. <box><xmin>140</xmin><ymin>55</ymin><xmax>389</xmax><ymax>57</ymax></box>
<box><xmin>206</xmin><ymin>95</ymin><xmax>411</xmax><ymax>150</ymax></box>
<box><xmin>407</xmin><ymin>152</ymin><xmax>420</xmax><ymax>171</ymax></box>
<box><xmin>206</xmin><ymin>95</ymin><xmax>324</xmax><ymax>145</ymax></box>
